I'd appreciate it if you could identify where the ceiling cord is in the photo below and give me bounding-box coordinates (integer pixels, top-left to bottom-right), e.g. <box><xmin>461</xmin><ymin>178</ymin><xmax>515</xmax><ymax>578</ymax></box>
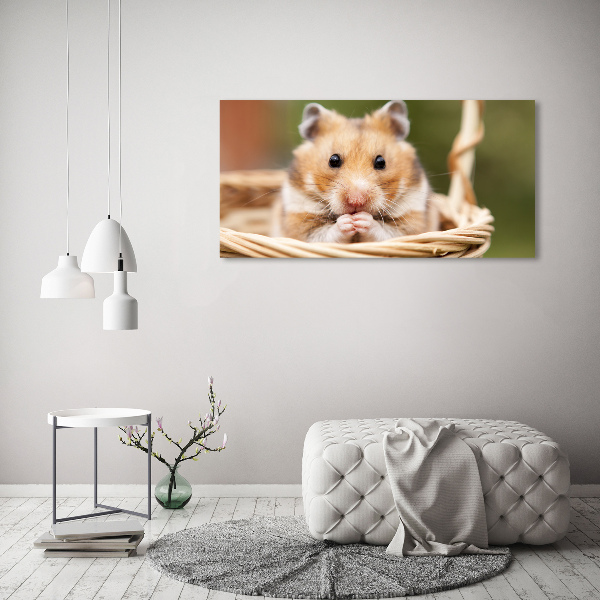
<box><xmin>107</xmin><ymin>0</ymin><xmax>111</xmax><ymax>219</ymax></box>
<box><xmin>66</xmin><ymin>0</ymin><xmax>70</xmax><ymax>255</ymax></box>
<box><xmin>118</xmin><ymin>0</ymin><xmax>123</xmax><ymax>257</ymax></box>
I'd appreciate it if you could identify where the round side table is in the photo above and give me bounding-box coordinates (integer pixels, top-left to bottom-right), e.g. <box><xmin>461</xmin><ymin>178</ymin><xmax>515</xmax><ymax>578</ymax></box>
<box><xmin>48</xmin><ymin>408</ymin><xmax>152</xmax><ymax>524</ymax></box>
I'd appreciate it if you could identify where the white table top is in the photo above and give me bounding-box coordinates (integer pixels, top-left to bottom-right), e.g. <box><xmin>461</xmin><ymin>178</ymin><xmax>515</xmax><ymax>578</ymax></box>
<box><xmin>48</xmin><ymin>408</ymin><xmax>151</xmax><ymax>428</ymax></box>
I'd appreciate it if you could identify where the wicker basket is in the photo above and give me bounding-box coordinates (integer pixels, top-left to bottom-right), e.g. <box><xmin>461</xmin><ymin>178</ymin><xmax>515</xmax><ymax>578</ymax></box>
<box><xmin>220</xmin><ymin>100</ymin><xmax>493</xmax><ymax>258</ymax></box>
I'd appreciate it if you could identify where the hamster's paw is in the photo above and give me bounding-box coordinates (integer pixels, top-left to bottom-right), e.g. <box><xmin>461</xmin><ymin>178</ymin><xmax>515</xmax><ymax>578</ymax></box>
<box><xmin>353</xmin><ymin>212</ymin><xmax>393</xmax><ymax>242</ymax></box>
<box><xmin>328</xmin><ymin>213</ymin><xmax>378</xmax><ymax>243</ymax></box>
<box><xmin>332</xmin><ymin>214</ymin><xmax>358</xmax><ymax>242</ymax></box>
<box><xmin>351</xmin><ymin>212</ymin><xmax>374</xmax><ymax>234</ymax></box>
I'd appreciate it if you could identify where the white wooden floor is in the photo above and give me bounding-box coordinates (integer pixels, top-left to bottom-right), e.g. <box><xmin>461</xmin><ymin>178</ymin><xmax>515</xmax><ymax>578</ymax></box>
<box><xmin>0</xmin><ymin>496</ymin><xmax>598</xmax><ymax>600</ymax></box>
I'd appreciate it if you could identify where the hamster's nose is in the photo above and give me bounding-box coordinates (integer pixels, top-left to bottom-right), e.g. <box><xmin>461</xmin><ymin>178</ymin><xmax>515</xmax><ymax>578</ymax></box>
<box><xmin>345</xmin><ymin>192</ymin><xmax>368</xmax><ymax>212</ymax></box>
<box><xmin>345</xmin><ymin>181</ymin><xmax>370</xmax><ymax>211</ymax></box>
<box><xmin>348</xmin><ymin>191</ymin><xmax>367</xmax><ymax>204</ymax></box>
<box><xmin>345</xmin><ymin>188</ymin><xmax>369</xmax><ymax>212</ymax></box>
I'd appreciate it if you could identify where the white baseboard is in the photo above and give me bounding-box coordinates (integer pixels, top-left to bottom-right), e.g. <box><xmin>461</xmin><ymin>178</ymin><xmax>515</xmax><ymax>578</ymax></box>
<box><xmin>0</xmin><ymin>484</ymin><xmax>303</xmax><ymax>498</ymax></box>
<box><xmin>570</xmin><ymin>484</ymin><xmax>600</xmax><ymax>498</ymax></box>
<box><xmin>0</xmin><ymin>483</ymin><xmax>596</xmax><ymax>498</ymax></box>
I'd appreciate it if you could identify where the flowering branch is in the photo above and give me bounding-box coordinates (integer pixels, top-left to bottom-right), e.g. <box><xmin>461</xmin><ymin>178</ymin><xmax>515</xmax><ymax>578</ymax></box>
<box><xmin>118</xmin><ymin>376</ymin><xmax>228</xmax><ymax>475</ymax></box>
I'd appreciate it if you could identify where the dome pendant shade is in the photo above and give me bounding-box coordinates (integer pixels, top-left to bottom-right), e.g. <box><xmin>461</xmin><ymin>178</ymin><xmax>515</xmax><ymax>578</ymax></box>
<box><xmin>81</xmin><ymin>218</ymin><xmax>137</xmax><ymax>273</ymax></box>
<box><xmin>103</xmin><ymin>270</ymin><xmax>138</xmax><ymax>330</ymax></box>
<box><xmin>41</xmin><ymin>255</ymin><xmax>95</xmax><ymax>299</ymax></box>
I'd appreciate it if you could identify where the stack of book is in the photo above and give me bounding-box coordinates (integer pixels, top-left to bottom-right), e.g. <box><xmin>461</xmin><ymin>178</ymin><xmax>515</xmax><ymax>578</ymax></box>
<box><xmin>35</xmin><ymin>520</ymin><xmax>144</xmax><ymax>558</ymax></box>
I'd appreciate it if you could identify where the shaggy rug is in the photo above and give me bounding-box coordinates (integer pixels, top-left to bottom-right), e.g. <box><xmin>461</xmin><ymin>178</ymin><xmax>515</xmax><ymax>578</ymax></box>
<box><xmin>146</xmin><ymin>516</ymin><xmax>511</xmax><ymax>598</ymax></box>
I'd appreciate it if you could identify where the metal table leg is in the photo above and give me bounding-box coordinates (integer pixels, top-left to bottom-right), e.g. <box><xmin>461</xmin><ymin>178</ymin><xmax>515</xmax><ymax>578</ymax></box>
<box><xmin>147</xmin><ymin>413</ymin><xmax>152</xmax><ymax>519</ymax></box>
<box><xmin>53</xmin><ymin>419</ymin><xmax>152</xmax><ymax>523</ymax></box>
<box><xmin>94</xmin><ymin>427</ymin><xmax>98</xmax><ymax>508</ymax></box>
<box><xmin>52</xmin><ymin>416</ymin><xmax>57</xmax><ymax>525</ymax></box>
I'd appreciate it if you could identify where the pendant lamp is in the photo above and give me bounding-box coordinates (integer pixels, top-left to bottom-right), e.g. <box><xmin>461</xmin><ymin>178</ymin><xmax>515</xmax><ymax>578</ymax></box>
<box><xmin>103</xmin><ymin>0</ymin><xmax>138</xmax><ymax>330</ymax></box>
<box><xmin>81</xmin><ymin>0</ymin><xmax>136</xmax><ymax>275</ymax></box>
<box><xmin>41</xmin><ymin>256</ymin><xmax>95</xmax><ymax>299</ymax></box>
<box><xmin>41</xmin><ymin>0</ymin><xmax>94</xmax><ymax>299</ymax></box>
<box><xmin>104</xmin><ymin>257</ymin><xmax>138</xmax><ymax>330</ymax></box>
<box><xmin>81</xmin><ymin>218</ymin><xmax>136</xmax><ymax>272</ymax></box>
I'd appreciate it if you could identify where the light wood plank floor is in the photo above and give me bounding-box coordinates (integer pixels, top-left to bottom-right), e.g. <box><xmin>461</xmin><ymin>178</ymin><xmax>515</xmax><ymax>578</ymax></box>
<box><xmin>0</xmin><ymin>496</ymin><xmax>598</xmax><ymax>599</ymax></box>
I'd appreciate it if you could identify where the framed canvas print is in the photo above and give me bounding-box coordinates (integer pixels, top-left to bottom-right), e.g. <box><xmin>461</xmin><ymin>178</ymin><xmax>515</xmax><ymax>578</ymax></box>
<box><xmin>220</xmin><ymin>100</ymin><xmax>535</xmax><ymax>258</ymax></box>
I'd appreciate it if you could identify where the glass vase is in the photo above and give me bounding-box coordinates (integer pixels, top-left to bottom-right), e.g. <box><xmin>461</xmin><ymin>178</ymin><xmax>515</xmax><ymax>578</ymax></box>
<box><xmin>155</xmin><ymin>467</ymin><xmax>192</xmax><ymax>509</ymax></box>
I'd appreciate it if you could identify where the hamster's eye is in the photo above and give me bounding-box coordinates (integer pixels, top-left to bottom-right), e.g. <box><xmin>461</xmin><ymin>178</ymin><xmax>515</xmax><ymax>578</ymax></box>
<box><xmin>328</xmin><ymin>154</ymin><xmax>342</xmax><ymax>168</ymax></box>
<box><xmin>374</xmin><ymin>155</ymin><xmax>386</xmax><ymax>170</ymax></box>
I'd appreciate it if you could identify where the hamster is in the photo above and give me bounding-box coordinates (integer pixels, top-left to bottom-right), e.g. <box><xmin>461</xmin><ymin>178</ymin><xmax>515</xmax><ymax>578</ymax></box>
<box><xmin>281</xmin><ymin>101</ymin><xmax>438</xmax><ymax>243</ymax></box>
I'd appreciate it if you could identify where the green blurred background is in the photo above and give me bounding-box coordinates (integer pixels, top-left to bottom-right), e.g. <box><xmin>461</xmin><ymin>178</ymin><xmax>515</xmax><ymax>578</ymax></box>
<box><xmin>220</xmin><ymin>100</ymin><xmax>535</xmax><ymax>257</ymax></box>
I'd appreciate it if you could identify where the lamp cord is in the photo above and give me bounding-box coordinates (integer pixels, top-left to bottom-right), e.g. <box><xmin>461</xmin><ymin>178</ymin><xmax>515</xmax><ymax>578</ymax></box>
<box><xmin>118</xmin><ymin>0</ymin><xmax>123</xmax><ymax>257</ymax></box>
<box><xmin>66</xmin><ymin>0</ymin><xmax>70</xmax><ymax>255</ymax></box>
<box><xmin>107</xmin><ymin>0</ymin><xmax>111</xmax><ymax>219</ymax></box>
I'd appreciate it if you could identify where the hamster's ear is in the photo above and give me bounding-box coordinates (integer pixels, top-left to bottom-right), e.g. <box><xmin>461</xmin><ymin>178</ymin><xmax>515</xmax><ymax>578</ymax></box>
<box><xmin>299</xmin><ymin>103</ymin><xmax>331</xmax><ymax>141</ymax></box>
<box><xmin>376</xmin><ymin>100</ymin><xmax>410</xmax><ymax>140</ymax></box>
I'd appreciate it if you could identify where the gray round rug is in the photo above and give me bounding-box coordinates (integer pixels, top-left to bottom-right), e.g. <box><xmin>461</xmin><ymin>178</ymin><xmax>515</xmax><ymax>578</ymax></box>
<box><xmin>147</xmin><ymin>516</ymin><xmax>511</xmax><ymax>598</ymax></box>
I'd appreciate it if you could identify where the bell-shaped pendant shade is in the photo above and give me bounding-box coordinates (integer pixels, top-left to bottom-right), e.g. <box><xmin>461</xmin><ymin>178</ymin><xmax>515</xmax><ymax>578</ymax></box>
<box><xmin>103</xmin><ymin>270</ymin><xmax>138</xmax><ymax>330</ymax></box>
<box><xmin>41</xmin><ymin>255</ymin><xmax>95</xmax><ymax>299</ymax></box>
<box><xmin>81</xmin><ymin>218</ymin><xmax>137</xmax><ymax>273</ymax></box>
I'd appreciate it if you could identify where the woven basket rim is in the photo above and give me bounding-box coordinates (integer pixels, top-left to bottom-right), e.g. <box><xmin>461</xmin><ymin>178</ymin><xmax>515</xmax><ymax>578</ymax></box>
<box><xmin>220</xmin><ymin>194</ymin><xmax>494</xmax><ymax>258</ymax></box>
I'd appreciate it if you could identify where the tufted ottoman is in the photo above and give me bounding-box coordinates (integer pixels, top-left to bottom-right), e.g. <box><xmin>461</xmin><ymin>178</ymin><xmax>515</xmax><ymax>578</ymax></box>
<box><xmin>302</xmin><ymin>418</ymin><xmax>570</xmax><ymax>546</ymax></box>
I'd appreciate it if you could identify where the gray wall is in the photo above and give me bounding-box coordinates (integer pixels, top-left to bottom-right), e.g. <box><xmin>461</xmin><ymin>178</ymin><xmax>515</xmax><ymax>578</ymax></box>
<box><xmin>1</xmin><ymin>0</ymin><xmax>598</xmax><ymax>486</ymax></box>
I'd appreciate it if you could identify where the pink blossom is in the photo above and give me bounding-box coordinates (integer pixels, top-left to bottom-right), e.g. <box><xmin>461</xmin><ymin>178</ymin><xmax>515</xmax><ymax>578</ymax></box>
<box><xmin>156</xmin><ymin>416</ymin><xmax>163</xmax><ymax>431</ymax></box>
<box><xmin>223</xmin><ymin>433</ymin><xmax>228</xmax><ymax>447</ymax></box>
<box><xmin>125</xmin><ymin>426</ymin><xmax>133</xmax><ymax>439</ymax></box>
<box><xmin>208</xmin><ymin>376</ymin><xmax>214</xmax><ymax>386</ymax></box>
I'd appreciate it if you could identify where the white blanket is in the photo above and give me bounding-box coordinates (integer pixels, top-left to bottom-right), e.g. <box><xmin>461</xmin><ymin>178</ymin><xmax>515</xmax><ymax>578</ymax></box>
<box><xmin>383</xmin><ymin>418</ymin><xmax>501</xmax><ymax>556</ymax></box>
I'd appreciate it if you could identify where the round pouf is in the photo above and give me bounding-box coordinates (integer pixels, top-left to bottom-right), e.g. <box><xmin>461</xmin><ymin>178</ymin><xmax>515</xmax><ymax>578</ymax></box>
<box><xmin>147</xmin><ymin>516</ymin><xmax>511</xmax><ymax>598</ymax></box>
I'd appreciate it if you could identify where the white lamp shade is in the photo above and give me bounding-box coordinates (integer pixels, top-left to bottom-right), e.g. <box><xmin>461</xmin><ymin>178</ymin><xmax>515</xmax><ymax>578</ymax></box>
<box><xmin>81</xmin><ymin>218</ymin><xmax>137</xmax><ymax>273</ymax></box>
<box><xmin>103</xmin><ymin>270</ymin><xmax>138</xmax><ymax>330</ymax></box>
<box><xmin>41</xmin><ymin>255</ymin><xmax>95</xmax><ymax>299</ymax></box>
